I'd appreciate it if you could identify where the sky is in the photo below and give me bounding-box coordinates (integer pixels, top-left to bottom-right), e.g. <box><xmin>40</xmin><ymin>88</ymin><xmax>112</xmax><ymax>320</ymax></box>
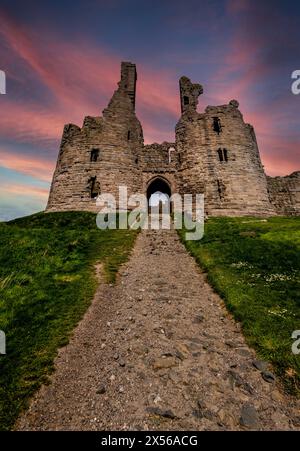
<box><xmin>0</xmin><ymin>0</ymin><xmax>300</xmax><ymax>220</ymax></box>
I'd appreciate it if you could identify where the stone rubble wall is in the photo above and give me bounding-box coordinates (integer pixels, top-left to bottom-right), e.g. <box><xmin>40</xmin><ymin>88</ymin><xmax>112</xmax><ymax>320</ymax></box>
<box><xmin>140</xmin><ymin>142</ymin><xmax>178</xmax><ymax>172</ymax></box>
<box><xmin>267</xmin><ymin>172</ymin><xmax>300</xmax><ymax>215</ymax></box>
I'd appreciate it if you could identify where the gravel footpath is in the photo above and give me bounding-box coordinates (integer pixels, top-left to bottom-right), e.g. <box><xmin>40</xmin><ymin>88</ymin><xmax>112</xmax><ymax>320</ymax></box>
<box><xmin>16</xmin><ymin>229</ymin><xmax>300</xmax><ymax>430</ymax></box>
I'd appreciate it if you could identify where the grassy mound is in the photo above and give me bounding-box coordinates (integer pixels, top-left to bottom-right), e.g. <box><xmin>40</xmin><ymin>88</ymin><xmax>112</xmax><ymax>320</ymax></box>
<box><xmin>0</xmin><ymin>211</ymin><xmax>137</xmax><ymax>430</ymax></box>
<box><xmin>179</xmin><ymin>216</ymin><xmax>300</xmax><ymax>395</ymax></box>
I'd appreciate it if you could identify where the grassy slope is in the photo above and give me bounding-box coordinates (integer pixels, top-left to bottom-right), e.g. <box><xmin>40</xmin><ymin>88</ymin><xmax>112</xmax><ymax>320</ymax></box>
<box><xmin>0</xmin><ymin>211</ymin><xmax>137</xmax><ymax>430</ymax></box>
<box><xmin>178</xmin><ymin>216</ymin><xmax>300</xmax><ymax>395</ymax></box>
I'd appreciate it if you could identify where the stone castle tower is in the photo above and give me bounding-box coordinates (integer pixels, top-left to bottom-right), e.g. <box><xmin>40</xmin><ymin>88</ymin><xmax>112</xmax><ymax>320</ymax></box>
<box><xmin>47</xmin><ymin>62</ymin><xmax>300</xmax><ymax>216</ymax></box>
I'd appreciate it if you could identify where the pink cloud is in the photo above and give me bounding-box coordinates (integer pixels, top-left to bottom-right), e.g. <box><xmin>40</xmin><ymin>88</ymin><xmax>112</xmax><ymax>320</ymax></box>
<box><xmin>0</xmin><ymin>5</ymin><xmax>298</xmax><ymax>192</ymax></box>
<box><xmin>1</xmin><ymin>182</ymin><xmax>49</xmax><ymax>199</ymax></box>
<box><xmin>140</xmin><ymin>121</ymin><xmax>174</xmax><ymax>144</ymax></box>
<box><xmin>137</xmin><ymin>67</ymin><xmax>179</xmax><ymax>118</ymax></box>
<box><xmin>256</xmin><ymin>133</ymin><xmax>300</xmax><ymax>177</ymax></box>
<box><xmin>0</xmin><ymin>148</ymin><xmax>54</xmax><ymax>182</ymax></box>
<box><xmin>0</xmin><ymin>9</ymin><xmax>181</xmax><ymax>156</ymax></box>
<box><xmin>0</xmin><ymin>101</ymin><xmax>64</xmax><ymax>147</ymax></box>
<box><xmin>201</xmin><ymin>12</ymin><xmax>300</xmax><ymax>178</ymax></box>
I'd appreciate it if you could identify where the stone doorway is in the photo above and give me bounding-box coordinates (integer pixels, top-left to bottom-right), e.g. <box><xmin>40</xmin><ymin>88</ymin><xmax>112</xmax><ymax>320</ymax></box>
<box><xmin>147</xmin><ymin>177</ymin><xmax>172</xmax><ymax>214</ymax></box>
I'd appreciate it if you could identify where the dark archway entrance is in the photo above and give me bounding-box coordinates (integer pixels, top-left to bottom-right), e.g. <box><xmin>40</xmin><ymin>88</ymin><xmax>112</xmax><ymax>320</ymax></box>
<box><xmin>147</xmin><ymin>177</ymin><xmax>171</xmax><ymax>213</ymax></box>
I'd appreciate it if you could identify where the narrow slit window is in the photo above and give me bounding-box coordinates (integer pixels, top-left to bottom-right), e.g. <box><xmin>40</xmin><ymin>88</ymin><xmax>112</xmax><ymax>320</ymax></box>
<box><xmin>90</xmin><ymin>148</ymin><xmax>99</xmax><ymax>162</ymax></box>
<box><xmin>217</xmin><ymin>148</ymin><xmax>223</xmax><ymax>162</ymax></box>
<box><xmin>217</xmin><ymin>180</ymin><xmax>222</xmax><ymax>199</ymax></box>
<box><xmin>213</xmin><ymin>117</ymin><xmax>222</xmax><ymax>134</ymax></box>
<box><xmin>217</xmin><ymin>179</ymin><xmax>225</xmax><ymax>201</ymax></box>
<box><xmin>89</xmin><ymin>176</ymin><xmax>99</xmax><ymax>199</ymax></box>
<box><xmin>183</xmin><ymin>96</ymin><xmax>189</xmax><ymax>105</ymax></box>
<box><xmin>127</xmin><ymin>130</ymin><xmax>131</xmax><ymax>141</ymax></box>
<box><xmin>223</xmin><ymin>148</ymin><xmax>228</xmax><ymax>162</ymax></box>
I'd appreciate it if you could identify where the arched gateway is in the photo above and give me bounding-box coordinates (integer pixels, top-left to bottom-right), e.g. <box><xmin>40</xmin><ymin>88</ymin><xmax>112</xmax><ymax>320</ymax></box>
<box><xmin>146</xmin><ymin>177</ymin><xmax>172</xmax><ymax>213</ymax></box>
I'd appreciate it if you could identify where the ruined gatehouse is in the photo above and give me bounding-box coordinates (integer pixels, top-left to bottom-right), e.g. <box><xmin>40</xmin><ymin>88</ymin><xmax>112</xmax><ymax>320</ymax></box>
<box><xmin>46</xmin><ymin>62</ymin><xmax>300</xmax><ymax>216</ymax></box>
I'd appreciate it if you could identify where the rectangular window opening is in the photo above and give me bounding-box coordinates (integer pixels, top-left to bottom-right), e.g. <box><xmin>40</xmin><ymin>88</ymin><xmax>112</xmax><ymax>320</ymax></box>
<box><xmin>213</xmin><ymin>117</ymin><xmax>222</xmax><ymax>134</ymax></box>
<box><xmin>90</xmin><ymin>148</ymin><xmax>100</xmax><ymax>162</ymax></box>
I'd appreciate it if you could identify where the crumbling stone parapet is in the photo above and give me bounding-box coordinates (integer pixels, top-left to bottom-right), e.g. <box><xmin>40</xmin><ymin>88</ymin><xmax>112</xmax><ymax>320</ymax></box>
<box><xmin>179</xmin><ymin>76</ymin><xmax>203</xmax><ymax>114</ymax></box>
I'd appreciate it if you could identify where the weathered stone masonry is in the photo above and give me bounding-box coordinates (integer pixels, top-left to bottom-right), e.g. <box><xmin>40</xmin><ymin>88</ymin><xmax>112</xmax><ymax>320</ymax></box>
<box><xmin>47</xmin><ymin>62</ymin><xmax>300</xmax><ymax>216</ymax></box>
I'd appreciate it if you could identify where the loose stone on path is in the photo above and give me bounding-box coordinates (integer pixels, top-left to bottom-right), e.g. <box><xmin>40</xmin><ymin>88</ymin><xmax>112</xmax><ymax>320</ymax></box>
<box><xmin>16</xmin><ymin>229</ymin><xmax>300</xmax><ymax>431</ymax></box>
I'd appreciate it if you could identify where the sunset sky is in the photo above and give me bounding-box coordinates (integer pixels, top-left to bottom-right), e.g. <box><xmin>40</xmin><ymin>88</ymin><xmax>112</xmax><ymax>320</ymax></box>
<box><xmin>0</xmin><ymin>0</ymin><xmax>300</xmax><ymax>220</ymax></box>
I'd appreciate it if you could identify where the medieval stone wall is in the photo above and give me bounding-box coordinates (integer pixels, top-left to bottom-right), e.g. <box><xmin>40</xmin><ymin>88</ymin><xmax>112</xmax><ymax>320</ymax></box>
<box><xmin>267</xmin><ymin>172</ymin><xmax>300</xmax><ymax>215</ymax></box>
<box><xmin>139</xmin><ymin>142</ymin><xmax>178</xmax><ymax>199</ymax></box>
<box><xmin>176</xmin><ymin>101</ymin><xmax>275</xmax><ymax>216</ymax></box>
<box><xmin>46</xmin><ymin>62</ymin><xmax>299</xmax><ymax>218</ymax></box>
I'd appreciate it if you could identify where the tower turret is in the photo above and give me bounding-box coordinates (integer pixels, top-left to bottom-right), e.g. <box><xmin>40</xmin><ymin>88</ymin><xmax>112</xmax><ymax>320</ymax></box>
<box><xmin>179</xmin><ymin>76</ymin><xmax>203</xmax><ymax>114</ymax></box>
<box><xmin>120</xmin><ymin>61</ymin><xmax>137</xmax><ymax>110</ymax></box>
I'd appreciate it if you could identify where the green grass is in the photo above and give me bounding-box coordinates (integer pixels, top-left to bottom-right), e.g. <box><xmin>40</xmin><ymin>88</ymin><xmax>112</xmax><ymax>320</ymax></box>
<box><xmin>178</xmin><ymin>216</ymin><xmax>300</xmax><ymax>395</ymax></box>
<box><xmin>0</xmin><ymin>211</ymin><xmax>138</xmax><ymax>430</ymax></box>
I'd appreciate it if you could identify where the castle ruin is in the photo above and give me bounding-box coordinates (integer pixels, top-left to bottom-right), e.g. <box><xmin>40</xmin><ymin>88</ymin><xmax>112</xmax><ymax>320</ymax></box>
<box><xmin>46</xmin><ymin>62</ymin><xmax>300</xmax><ymax>216</ymax></box>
